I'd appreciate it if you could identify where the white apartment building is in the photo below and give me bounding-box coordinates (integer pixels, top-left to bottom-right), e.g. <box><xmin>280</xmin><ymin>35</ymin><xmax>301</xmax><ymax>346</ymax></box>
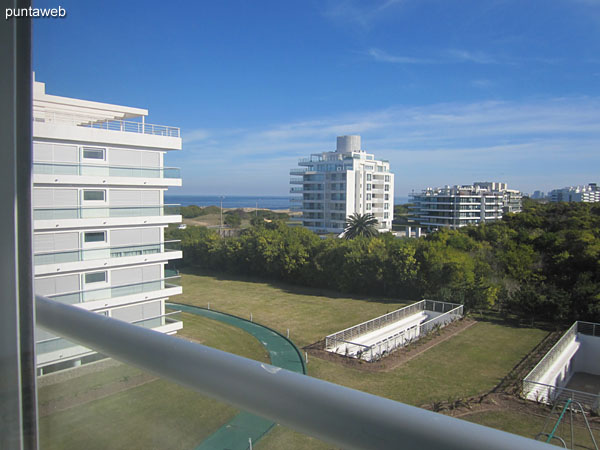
<box><xmin>32</xmin><ymin>77</ymin><xmax>183</xmax><ymax>374</ymax></box>
<box><xmin>549</xmin><ymin>183</ymin><xmax>600</xmax><ymax>203</ymax></box>
<box><xmin>291</xmin><ymin>136</ymin><xmax>394</xmax><ymax>234</ymax></box>
<box><xmin>409</xmin><ymin>182</ymin><xmax>522</xmax><ymax>231</ymax></box>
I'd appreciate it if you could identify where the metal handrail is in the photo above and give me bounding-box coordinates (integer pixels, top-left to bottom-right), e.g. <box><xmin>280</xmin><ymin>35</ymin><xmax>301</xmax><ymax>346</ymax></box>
<box><xmin>35</xmin><ymin>295</ymin><xmax>552</xmax><ymax>450</ymax></box>
<box><xmin>34</xmin><ymin>112</ymin><xmax>180</xmax><ymax>138</ymax></box>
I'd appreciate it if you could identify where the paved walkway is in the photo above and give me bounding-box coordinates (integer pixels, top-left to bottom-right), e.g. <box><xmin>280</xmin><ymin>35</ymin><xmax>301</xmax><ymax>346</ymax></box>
<box><xmin>166</xmin><ymin>303</ymin><xmax>306</xmax><ymax>450</ymax></box>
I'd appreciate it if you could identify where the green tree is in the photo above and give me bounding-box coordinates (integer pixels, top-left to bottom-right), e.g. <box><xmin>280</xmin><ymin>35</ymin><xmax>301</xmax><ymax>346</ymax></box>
<box><xmin>343</xmin><ymin>213</ymin><xmax>379</xmax><ymax>239</ymax></box>
<box><xmin>224</xmin><ymin>212</ymin><xmax>242</xmax><ymax>228</ymax></box>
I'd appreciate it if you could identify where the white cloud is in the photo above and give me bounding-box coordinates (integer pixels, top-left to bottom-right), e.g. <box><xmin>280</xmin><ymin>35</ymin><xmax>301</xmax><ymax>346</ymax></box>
<box><xmin>367</xmin><ymin>48</ymin><xmax>432</xmax><ymax>64</ymax></box>
<box><xmin>321</xmin><ymin>0</ymin><xmax>404</xmax><ymax>29</ymax></box>
<box><xmin>182</xmin><ymin>128</ymin><xmax>210</xmax><ymax>143</ymax></box>
<box><xmin>169</xmin><ymin>97</ymin><xmax>600</xmax><ymax>196</ymax></box>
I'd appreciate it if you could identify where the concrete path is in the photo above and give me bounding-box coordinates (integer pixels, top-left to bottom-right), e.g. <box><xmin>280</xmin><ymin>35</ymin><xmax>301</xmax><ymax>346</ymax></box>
<box><xmin>166</xmin><ymin>303</ymin><xmax>306</xmax><ymax>450</ymax></box>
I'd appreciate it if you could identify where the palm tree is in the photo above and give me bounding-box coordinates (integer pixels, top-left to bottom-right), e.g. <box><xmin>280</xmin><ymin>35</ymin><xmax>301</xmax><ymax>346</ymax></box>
<box><xmin>343</xmin><ymin>213</ymin><xmax>379</xmax><ymax>239</ymax></box>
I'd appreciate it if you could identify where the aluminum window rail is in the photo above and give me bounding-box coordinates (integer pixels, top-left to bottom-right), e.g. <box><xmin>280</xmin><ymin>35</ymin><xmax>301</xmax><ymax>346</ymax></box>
<box><xmin>33</xmin><ymin>161</ymin><xmax>181</xmax><ymax>179</ymax></box>
<box><xmin>34</xmin><ymin>295</ymin><xmax>552</xmax><ymax>450</ymax></box>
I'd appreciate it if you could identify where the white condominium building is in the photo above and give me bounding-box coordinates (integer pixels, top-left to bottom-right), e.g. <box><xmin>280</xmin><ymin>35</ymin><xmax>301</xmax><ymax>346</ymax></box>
<box><xmin>291</xmin><ymin>135</ymin><xmax>394</xmax><ymax>234</ymax></box>
<box><xmin>549</xmin><ymin>183</ymin><xmax>600</xmax><ymax>203</ymax></box>
<box><xmin>32</xmin><ymin>77</ymin><xmax>183</xmax><ymax>374</ymax></box>
<box><xmin>409</xmin><ymin>182</ymin><xmax>522</xmax><ymax>231</ymax></box>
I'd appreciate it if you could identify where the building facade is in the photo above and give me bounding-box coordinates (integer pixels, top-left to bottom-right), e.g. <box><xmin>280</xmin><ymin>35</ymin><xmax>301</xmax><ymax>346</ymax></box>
<box><xmin>32</xmin><ymin>78</ymin><xmax>183</xmax><ymax>373</ymax></box>
<box><xmin>291</xmin><ymin>136</ymin><xmax>394</xmax><ymax>234</ymax></box>
<box><xmin>409</xmin><ymin>182</ymin><xmax>522</xmax><ymax>231</ymax></box>
<box><xmin>549</xmin><ymin>184</ymin><xmax>600</xmax><ymax>203</ymax></box>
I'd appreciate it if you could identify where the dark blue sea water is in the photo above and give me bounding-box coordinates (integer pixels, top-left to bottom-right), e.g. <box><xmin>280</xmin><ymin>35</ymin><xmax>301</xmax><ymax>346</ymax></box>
<box><xmin>165</xmin><ymin>195</ymin><xmax>291</xmax><ymax>210</ymax></box>
<box><xmin>166</xmin><ymin>195</ymin><xmax>410</xmax><ymax>209</ymax></box>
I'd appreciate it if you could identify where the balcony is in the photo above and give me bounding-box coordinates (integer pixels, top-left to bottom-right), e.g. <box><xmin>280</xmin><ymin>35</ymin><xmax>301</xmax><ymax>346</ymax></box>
<box><xmin>34</xmin><ymin>241</ymin><xmax>181</xmax><ymax>274</ymax></box>
<box><xmin>33</xmin><ymin>204</ymin><xmax>181</xmax><ymax>229</ymax></box>
<box><xmin>36</xmin><ymin>311</ymin><xmax>183</xmax><ymax>367</ymax></box>
<box><xmin>290</xmin><ymin>177</ymin><xmax>304</xmax><ymax>184</ymax></box>
<box><xmin>33</xmin><ymin>161</ymin><xmax>181</xmax><ymax>179</ymax></box>
<box><xmin>290</xmin><ymin>168</ymin><xmax>308</xmax><ymax>175</ymax></box>
<box><xmin>34</xmin><ymin>112</ymin><xmax>180</xmax><ymax>138</ymax></box>
<box><xmin>45</xmin><ymin>276</ymin><xmax>182</xmax><ymax>307</ymax></box>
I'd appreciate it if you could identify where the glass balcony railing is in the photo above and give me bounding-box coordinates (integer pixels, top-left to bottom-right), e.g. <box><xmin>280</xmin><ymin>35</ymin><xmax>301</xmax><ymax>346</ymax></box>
<box><xmin>36</xmin><ymin>311</ymin><xmax>182</xmax><ymax>355</ymax></box>
<box><xmin>33</xmin><ymin>204</ymin><xmax>180</xmax><ymax>220</ymax></box>
<box><xmin>33</xmin><ymin>162</ymin><xmax>181</xmax><ymax>179</ymax></box>
<box><xmin>34</xmin><ymin>241</ymin><xmax>181</xmax><ymax>266</ymax></box>
<box><xmin>46</xmin><ymin>276</ymin><xmax>182</xmax><ymax>305</ymax></box>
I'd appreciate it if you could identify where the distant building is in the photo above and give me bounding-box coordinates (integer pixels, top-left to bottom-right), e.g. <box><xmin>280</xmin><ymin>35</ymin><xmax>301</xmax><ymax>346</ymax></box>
<box><xmin>549</xmin><ymin>184</ymin><xmax>600</xmax><ymax>203</ymax></box>
<box><xmin>531</xmin><ymin>190</ymin><xmax>547</xmax><ymax>200</ymax></box>
<box><xmin>290</xmin><ymin>135</ymin><xmax>394</xmax><ymax>234</ymax></box>
<box><xmin>409</xmin><ymin>182</ymin><xmax>522</xmax><ymax>231</ymax></box>
<box><xmin>32</xmin><ymin>77</ymin><xmax>183</xmax><ymax>374</ymax></box>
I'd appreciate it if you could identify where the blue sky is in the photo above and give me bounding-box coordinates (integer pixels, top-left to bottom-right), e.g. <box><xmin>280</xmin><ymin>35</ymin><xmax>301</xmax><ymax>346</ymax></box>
<box><xmin>34</xmin><ymin>0</ymin><xmax>600</xmax><ymax>197</ymax></box>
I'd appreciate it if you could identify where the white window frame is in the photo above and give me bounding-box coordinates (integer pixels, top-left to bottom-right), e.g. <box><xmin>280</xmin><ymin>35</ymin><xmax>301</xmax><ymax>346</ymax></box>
<box><xmin>83</xmin><ymin>270</ymin><xmax>108</xmax><ymax>286</ymax></box>
<box><xmin>82</xmin><ymin>230</ymin><xmax>107</xmax><ymax>249</ymax></box>
<box><xmin>81</xmin><ymin>146</ymin><xmax>107</xmax><ymax>162</ymax></box>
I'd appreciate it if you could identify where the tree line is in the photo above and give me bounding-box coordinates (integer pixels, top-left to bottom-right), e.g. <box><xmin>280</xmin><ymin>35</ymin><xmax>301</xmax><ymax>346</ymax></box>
<box><xmin>167</xmin><ymin>200</ymin><xmax>600</xmax><ymax>325</ymax></box>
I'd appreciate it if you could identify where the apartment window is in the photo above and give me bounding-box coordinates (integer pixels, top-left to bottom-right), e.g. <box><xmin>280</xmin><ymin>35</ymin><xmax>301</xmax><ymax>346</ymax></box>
<box><xmin>83</xmin><ymin>190</ymin><xmax>105</xmax><ymax>201</ymax></box>
<box><xmin>384</xmin><ymin>212</ymin><xmax>389</xmax><ymax>219</ymax></box>
<box><xmin>84</xmin><ymin>231</ymin><xmax>106</xmax><ymax>243</ymax></box>
<box><xmin>385</xmin><ymin>194</ymin><xmax>389</xmax><ymax>201</ymax></box>
<box><xmin>366</xmin><ymin>203</ymin><xmax>372</xmax><ymax>210</ymax></box>
<box><xmin>384</xmin><ymin>185</ymin><xmax>390</xmax><ymax>191</ymax></box>
<box><xmin>384</xmin><ymin>203</ymin><xmax>389</xmax><ymax>210</ymax></box>
<box><xmin>85</xmin><ymin>271</ymin><xmax>107</xmax><ymax>284</ymax></box>
<box><xmin>366</xmin><ymin>174</ymin><xmax>372</xmax><ymax>181</ymax></box>
<box><xmin>385</xmin><ymin>175</ymin><xmax>390</xmax><ymax>182</ymax></box>
<box><xmin>367</xmin><ymin>184</ymin><xmax>371</xmax><ymax>191</ymax></box>
<box><xmin>367</xmin><ymin>193</ymin><xmax>372</xmax><ymax>200</ymax></box>
<box><xmin>82</xmin><ymin>147</ymin><xmax>105</xmax><ymax>160</ymax></box>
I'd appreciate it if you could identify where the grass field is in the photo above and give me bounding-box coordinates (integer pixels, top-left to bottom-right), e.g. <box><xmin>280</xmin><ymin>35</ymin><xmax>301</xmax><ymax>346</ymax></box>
<box><xmin>41</xmin><ymin>270</ymin><xmax>552</xmax><ymax>449</ymax></box>
<box><xmin>176</xmin><ymin>270</ymin><xmax>549</xmax><ymax>448</ymax></box>
<box><xmin>465</xmin><ymin>410</ymin><xmax>600</xmax><ymax>449</ymax></box>
<box><xmin>176</xmin><ymin>271</ymin><xmax>410</xmax><ymax>348</ymax></box>
<box><xmin>39</xmin><ymin>312</ymin><xmax>269</xmax><ymax>450</ymax></box>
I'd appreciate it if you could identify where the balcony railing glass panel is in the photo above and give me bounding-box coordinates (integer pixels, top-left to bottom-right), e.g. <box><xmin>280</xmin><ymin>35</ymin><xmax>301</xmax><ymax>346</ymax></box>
<box><xmin>33</xmin><ymin>204</ymin><xmax>180</xmax><ymax>220</ymax></box>
<box><xmin>33</xmin><ymin>162</ymin><xmax>181</xmax><ymax>179</ymax></box>
<box><xmin>34</xmin><ymin>241</ymin><xmax>181</xmax><ymax>266</ymax></box>
<box><xmin>46</xmin><ymin>276</ymin><xmax>181</xmax><ymax>305</ymax></box>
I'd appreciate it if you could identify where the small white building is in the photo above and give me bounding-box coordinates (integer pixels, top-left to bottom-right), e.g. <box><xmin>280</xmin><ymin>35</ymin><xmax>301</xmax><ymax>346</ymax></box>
<box><xmin>32</xmin><ymin>77</ymin><xmax>183</xmax><ymax>373</ymax></box>
<box><xmin>523</xmin><ymin>322</ymin><xmax>600</xmax><ymax>410</ymax></box>
<box><xmin>291</xmin><ymin>135</ymin><xmax>394</xmax><ymax>234</ymax></box>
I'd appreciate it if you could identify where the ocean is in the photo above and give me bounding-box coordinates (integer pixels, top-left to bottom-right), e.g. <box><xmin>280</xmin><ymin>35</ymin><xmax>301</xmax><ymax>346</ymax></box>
<box><xmin>166</xmin><ymin>195</ymin><xmax>411</xmax><ymax>210</ymax></box>
<box><xmin>165</xmin><ymin>195</ymin><xmax>291</xmax><ymax>210</ymax></box>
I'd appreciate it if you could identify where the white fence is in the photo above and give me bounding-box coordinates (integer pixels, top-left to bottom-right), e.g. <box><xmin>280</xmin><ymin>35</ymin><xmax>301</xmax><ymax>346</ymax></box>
<box><xmin>325</xmin><ymin>300</ymin><xmax>463</xmax><ymax>361</ymax></box>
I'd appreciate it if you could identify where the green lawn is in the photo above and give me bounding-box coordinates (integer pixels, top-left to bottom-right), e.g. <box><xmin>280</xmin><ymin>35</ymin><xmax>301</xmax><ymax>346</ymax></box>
<box><xmin>465</xmin><ymin>410</ymin><xmax>600</xmax><ymax>449</ymax></box>
<box><xmin>176</xmin><ymin>271</ymin><xmax>409</xmax><ymax>348</ymax></box>
<box><xmin>40</xmin><ymin>271</ymin><xmax>551</xmax><ymax>449</ymax></box>
<box><xmin>39</xmin><ymin>312</ymin><xmax>269</xmax><ymax>450</ymax></box>
<box><xmin>178</xmin><ymin>271</ymin><xmax>549</xmax><ymax>448</ymax></box>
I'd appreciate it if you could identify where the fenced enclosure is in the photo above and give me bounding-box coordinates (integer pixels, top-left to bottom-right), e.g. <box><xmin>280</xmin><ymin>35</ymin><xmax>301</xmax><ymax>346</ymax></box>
<box><xmin>325</xmin><ymin>300</ymin><xmax>463</xmax><ymax>361</ymax></box>
<box><xmin>522</xmin><ymin>321</ymin><xmax>600</xmax><ymax>412</ymax></box>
